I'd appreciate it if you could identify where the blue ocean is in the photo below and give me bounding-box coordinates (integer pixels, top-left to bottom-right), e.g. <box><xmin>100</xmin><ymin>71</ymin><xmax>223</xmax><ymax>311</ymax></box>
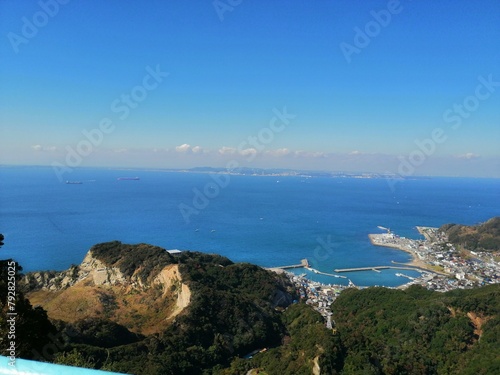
<box><xmin>1</xmin><ymin>166</ymin><xmax>499</xmax><ymax>287</ymax></box>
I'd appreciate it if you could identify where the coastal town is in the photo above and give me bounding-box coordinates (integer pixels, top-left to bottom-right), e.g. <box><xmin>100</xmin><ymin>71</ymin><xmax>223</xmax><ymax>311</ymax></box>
<box><xmin>368</xmin><ymin>226</ymin><xmax>500</xmax><ymax>291</ymax></box>
<box><xmin>278</xmin><ymin>226</ymin><xmax>500</xmax><ymax>325</ymax></box>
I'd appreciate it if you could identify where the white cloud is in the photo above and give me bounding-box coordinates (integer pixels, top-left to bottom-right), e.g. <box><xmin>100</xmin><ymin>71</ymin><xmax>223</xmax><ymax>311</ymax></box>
<box><xmin>293</xmin><ymin>150</ymin><xmax>307</xmax><ymax>157</ymax></box>
<box><xmin>31</xmin><ymin>145</ymin><xmax>57</xmax><ymax>152</ymax></box>
<box><xmin>349</xmin><ymin>150</ymin><xmax>362</xmax><ymax>155</ymax></box>
<box><xmin>174</xmin><ymin>144</ymin><xmax>203</xmax><ymax>154</ymax></box>
<box><xmin>175</xmin><ymin>144</ymin><xmax>192</xmax><ymax>153</ymax></box>
<box><xmin>239</xmin><ymin>148</ymin><xmax>257</xmax><ymax>156</ymax></box>
<box><xmin>311</xmin><ymin>152</ymin><xmax>327</xmax><ymax>158</ymax></box>
<box><xmin>266</xmin><ymin>148</ymin><xmax>290</xmax><ymax>156</ymax></box>
<box><xmin>457</xmin><ymin>152</ymin><xmax>480</xmax><ymax>160</ymax></box>
<box><xmin>292</xmin><ymin>150</ymin><xmax>326</xmax><ymax>158</ymax></box>
<box><xmin>218</xmin><ymin>146</ymin><xmax>237</xmax><ymax>155</ymax></box>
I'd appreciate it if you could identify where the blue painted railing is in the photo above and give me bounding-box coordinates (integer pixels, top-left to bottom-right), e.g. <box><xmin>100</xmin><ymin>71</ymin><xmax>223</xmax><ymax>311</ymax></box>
<box><xmin>0</xmin><ymin>356</ymin><xmax>128</xmax><ymax>375</ymax></box>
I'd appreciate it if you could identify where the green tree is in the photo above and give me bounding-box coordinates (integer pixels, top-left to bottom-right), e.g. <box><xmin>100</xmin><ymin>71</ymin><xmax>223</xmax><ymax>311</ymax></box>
<box><xmin>0</xmin><ymin>259</ymin><xmax>58</xmax><ymax>359</ymax></box>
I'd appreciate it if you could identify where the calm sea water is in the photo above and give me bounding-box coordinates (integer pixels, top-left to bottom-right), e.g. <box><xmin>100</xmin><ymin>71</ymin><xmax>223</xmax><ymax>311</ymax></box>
<box><xmin>1</xmin><ymin>166</ymin><xmax>499</xmax><ymax>287</ymax></box>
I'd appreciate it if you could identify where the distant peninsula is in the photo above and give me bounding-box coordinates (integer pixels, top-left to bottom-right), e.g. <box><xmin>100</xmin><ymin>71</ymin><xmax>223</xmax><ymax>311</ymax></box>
<box><xmin>140</xmin><ymin>166</ymin><xmax>431</xmax><ymax>180</ymax></box>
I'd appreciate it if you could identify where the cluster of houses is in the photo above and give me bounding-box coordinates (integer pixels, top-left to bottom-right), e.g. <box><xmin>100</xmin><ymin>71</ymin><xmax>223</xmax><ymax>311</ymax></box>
<box><xmin>287</xmin><ymin>273</ymin><xmax>350</xmax><ymax>329</ymax></box>
<box><xmin>369</xmin><ymin>227</ymin><xmax>499</xmax><ymax>292</ymax></box>
<box><xmin>398</xmin><ymin>227</ymin><xmax>499</xmax><ymax>291</ymax></box>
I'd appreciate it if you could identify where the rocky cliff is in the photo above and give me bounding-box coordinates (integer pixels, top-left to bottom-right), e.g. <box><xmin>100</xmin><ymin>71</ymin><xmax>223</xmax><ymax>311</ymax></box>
<box><xmin>21</xmin><ymin>244</ymin><xmax>191</xmax><ymax>335</ymax></box>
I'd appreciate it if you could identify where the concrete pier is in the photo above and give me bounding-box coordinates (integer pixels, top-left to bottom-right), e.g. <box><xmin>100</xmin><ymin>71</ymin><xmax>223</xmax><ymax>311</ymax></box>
<box><xmin>276</xmin><ymin>258</ymin><xmax>309</xmax><ymax>269</ymax></box>
<box><xmin>334</xmin><ymin>266</ymin><xmax>424</xmax><ymax>273</ymax></box>
<box><xmin>334</xmin><ymin>266</ymin><xmax>390</xmax><ymax>273</ymax></box>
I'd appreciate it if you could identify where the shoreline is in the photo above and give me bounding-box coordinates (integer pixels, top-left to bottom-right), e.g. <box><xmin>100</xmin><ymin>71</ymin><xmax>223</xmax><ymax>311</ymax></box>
<box><xmin>368</xmin><ymin>234</ymin><xmax>448</xmax><ymax>276</ymax></box>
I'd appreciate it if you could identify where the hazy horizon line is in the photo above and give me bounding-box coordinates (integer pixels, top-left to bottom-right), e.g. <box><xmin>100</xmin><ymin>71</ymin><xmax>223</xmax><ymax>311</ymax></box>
<box><xmin>2</xmin><ymin>163</ymin><xmax>499</xmax><ymax>180</ymax></box>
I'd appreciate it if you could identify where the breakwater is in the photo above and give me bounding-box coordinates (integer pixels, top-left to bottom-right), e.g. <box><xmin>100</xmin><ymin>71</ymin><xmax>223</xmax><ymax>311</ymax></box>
<box><xmin>334</xmin><ymin>266</ymin><xmax>424</xmax><ymax>273</ymax></box>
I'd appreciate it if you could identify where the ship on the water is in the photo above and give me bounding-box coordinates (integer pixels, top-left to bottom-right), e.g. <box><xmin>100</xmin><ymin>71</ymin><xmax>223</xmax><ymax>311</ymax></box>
<box><xmin>117</xmin><ymin>177</ymin><xmax>140</xmax><ymax>181</ymax></box>
<box><xmin>65</xmin><ymin>181</ymin><xmax>82</xmax><ymax>184</ymax></box>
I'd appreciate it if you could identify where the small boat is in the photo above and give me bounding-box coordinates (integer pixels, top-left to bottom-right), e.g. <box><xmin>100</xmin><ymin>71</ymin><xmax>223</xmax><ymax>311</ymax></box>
<box><xmin>117</xmin><ymin>177</ymin><xmax>140</xmax><ymax>180</ymax></box>
<box><xmin>66</xmin><ymin>181</ymin><xmax>82</xmax><ymax>184</ymax></box>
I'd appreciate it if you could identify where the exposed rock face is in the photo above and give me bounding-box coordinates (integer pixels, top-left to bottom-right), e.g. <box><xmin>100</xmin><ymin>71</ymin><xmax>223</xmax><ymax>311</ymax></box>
<box><xmin>22</xmin><ymin>251</ymin><xmax>139</xmax><ymax>292</ymax></box>
<box><xmin>153</xmin><ymin>265</ymin><xmax>191</xmax><ymax>319</ymax></box>
<box><xmin>79</xmin><ymin>251</ymin><xmax>128</xmax><ymax>286</ymax></box>
<box><xmin>20</xmin><ymin>265</ymin><xmax>81</xmax><ymax>292</ymax></box>
<box><xmin>21</xmin><ymin>250</ymin><xmax>191</xmax><ymax>335</ymax></box>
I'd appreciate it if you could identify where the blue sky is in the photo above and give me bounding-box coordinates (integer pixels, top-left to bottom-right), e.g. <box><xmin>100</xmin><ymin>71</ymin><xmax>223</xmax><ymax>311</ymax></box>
<box><xmin>1</xmin><ymin>0</ymin><xmax>499</xmax><ymax>177</ymax></box>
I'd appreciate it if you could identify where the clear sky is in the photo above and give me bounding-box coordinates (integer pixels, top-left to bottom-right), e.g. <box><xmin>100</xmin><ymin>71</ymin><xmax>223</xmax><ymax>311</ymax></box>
<box><xmin>1</xmin><ymin>0</ymin><xmax>499</xmax><ymax>177</ymax></box>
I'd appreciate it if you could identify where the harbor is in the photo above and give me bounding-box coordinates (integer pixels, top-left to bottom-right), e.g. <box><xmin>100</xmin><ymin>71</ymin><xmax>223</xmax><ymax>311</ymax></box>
<box><xmin>270</xmin><ymin>225</ymin><xmax>499</xmax><ymax>296</ymax></box>
<box><xmin>267</xmin><ymin>223</ymin><xmax>500</xmax><ymax>328</ymax></box>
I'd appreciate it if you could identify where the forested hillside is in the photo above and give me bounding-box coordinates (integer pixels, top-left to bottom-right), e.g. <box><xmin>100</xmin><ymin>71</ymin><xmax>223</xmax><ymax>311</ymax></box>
<box><xmin>440</xmin><ymin>217</ymin><xmax>500</xmax><ymax>252</ymax></box>
<box><xmin>221</xmin><ymin>284</ymin><xmax>500</xmax><ymax>375</ymax></box>
<box><xmin>2</xmin><ymin>238</ymin><xmax>499</xmax><ymax>374</ymax></box>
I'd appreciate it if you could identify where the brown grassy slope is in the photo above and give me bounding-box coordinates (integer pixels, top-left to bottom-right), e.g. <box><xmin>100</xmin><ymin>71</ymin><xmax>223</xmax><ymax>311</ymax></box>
<box><xmin>27</xmin><ymin>264</ymin><xmax>190</xmax><ymax>336</ymax></box>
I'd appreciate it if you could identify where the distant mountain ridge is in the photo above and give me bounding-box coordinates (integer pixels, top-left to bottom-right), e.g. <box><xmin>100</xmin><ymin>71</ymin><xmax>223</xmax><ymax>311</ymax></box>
<box><xmin>440</xmin><ymin>217</ymin><xmax>500</xmax><ymax>252</ymax></box>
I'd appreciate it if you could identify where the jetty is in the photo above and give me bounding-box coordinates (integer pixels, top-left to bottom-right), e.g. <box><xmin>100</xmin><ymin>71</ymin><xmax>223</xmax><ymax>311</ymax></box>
<box><xmin>275</xmin><ymin>258</ymin><xmax>309</xmax><ymax>269</ymax></box>
<box><xmin>267</xmin><ymin>259</ymin><xmax>309</xmax><ymax>274</ymax></box>
<box><xmin>305</xmin><ymin>267</ymin><xmax>348</xmax><ymax>279</ymax></box>
<box><xmin>268</xmin><ymin>259</ymin><xmax>347</xmax><ymax>279</ymax></box>
<box><xmin>334</xmin><ymin>266</ymin><xmax>425</xmax><ymax>273</ymax></box>
<box><xmin>334</xmin><ymin>266</ymin><xmax>389</xmax><ymax>273</ymax></box>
